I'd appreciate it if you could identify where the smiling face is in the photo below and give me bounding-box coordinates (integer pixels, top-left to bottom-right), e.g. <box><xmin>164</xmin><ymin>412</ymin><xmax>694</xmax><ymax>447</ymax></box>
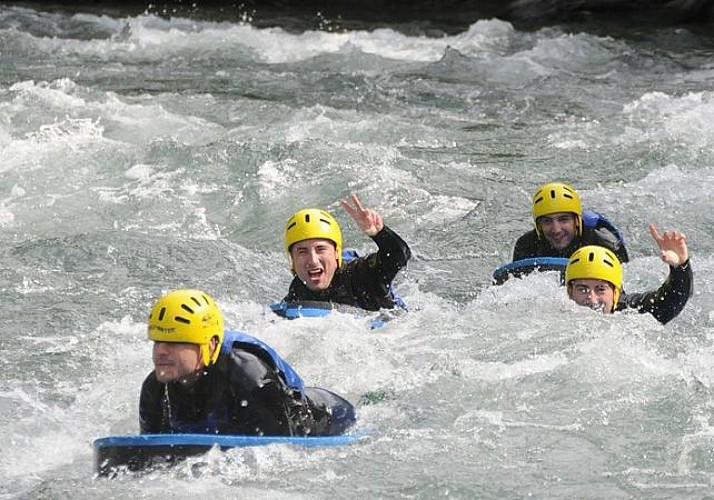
<box><xmin>152</xmin><ymin>341</ymin><xmax>203</xmax><ymax>383</ymax></box>
<box><xmin>289</xmin><ymin>238</ymin><xmax>339</xmax><ymax>291</ymax></box>
<box><xmin>567</xmin><ymin>278</ymin><xmax>616</xmax><ymax>314</ymax></box>
<box><xmin>537</xmin><ymin>212</ymin><xmax>578</xmax><ymax>250</ymax></box>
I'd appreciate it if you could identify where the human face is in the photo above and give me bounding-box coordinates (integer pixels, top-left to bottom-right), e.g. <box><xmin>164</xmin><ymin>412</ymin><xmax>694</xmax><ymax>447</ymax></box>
<box><xmin>568</xmin><ymin>278</ymin><xmax>616</xmax><ymax>314</ymax></box>
<box><xmin>152</xmin><ymin>341</ymin><xmax>203</xmax><ymax>383</ymax></box>
<box><xmin>290</xmin><ymin>238</ymin><xmax>339</xmax><ymax>291</ymax></box>
<box><xmin>538</xmin><ymin>212</ymin><xmax>578</xmax><ymax>250</ymax></box>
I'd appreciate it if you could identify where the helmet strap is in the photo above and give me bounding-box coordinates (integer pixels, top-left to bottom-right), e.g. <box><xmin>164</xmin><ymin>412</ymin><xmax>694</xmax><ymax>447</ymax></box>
<box><xmin>205</xmin><ymin>335</ymin><xmax>220</xmax><ymax>366</ymax></box>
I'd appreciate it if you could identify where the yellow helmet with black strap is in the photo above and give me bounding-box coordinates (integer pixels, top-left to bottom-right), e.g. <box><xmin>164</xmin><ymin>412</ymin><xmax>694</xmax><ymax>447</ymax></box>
<box><xmin>147</xmin><ymin>289</ymin><xmax>224</xmax><ymax>366</ymax></box>
<box><xmin>284</xmin><ymin>208</ymin><xmax>343</xmax><ymax>270</ymax></box>
<box><xmin>565</xmin><ymin>245</ymin><xmax>623</xmax><ymax>309</ymax></box>
<box><xmin>532</xmin><ymin>182</ymin><xmax>583</xmax><ymax>238</ymax></box>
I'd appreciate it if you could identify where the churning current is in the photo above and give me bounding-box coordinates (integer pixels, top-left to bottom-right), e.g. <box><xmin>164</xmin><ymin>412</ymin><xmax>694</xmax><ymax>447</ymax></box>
<box><xmin>1</xmin><ymin>5</ymin><xmax>713</xmax><ymax>499</ymax></box>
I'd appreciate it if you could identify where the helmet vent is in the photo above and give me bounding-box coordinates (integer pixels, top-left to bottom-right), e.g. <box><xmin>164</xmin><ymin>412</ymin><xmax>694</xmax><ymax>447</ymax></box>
<box><xmin>158</xmin><ymin>307</ymin><xmax>166</xmax><ymax>321</ymax></box>
<box><xmin>181</xmin><ymin>304</ymin><xmax>195</xmax><ymax>314</ymax></box>
<box><xmin>305</xmin><ymin>214</ymin><xmax>311</xmax><ymax>222</ymax></box>
<box><xmin>174</xmin><ymin>316</ymin><xmax>191</xmax><ymax>325</ymax></box>
<box><xmin>319</xmin><ymin>218</ymin><xmax>331</xmax><ymax>225</ymax></box>
<box><xmin>286</xmin><ymin>221</ymin><xmax>297</xmax><ymax>231</ymax></box>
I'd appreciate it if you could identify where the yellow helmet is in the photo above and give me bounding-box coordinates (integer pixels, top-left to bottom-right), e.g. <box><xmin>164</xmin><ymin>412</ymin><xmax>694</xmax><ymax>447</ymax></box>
<box><xmin>532</xmin><ymin>182</ymin><xmax>583</xmax><ymax>238</ymax></box>
<box><xmin>565</xmin><ymin>245</ymin><xmax>623</xmax><ymax>308</ymax></box>
<box><xmin>284</xmin><ymin>208</ymin><xmax>343</xmax><ymax>269</ymax></box>
<box><xmin>147</xmin><ymin>289</ymin><xmax>224</xmax><ymax>366</ymax></box>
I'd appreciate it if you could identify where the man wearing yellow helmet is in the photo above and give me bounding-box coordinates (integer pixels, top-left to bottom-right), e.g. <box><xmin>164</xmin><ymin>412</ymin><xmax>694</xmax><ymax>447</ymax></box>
<box><xmin>513</xmin><ymin>182</ymin><xmax>629</xmax><ymax>264</ymax></box>
<box><xmin>140</xmin><ymin>289</ymin><xmax>355</xmax><ymax>435</ymax></box>
<box><xmin>565</xmin><ymin>224</ymin><xmax>692</xmax><ymax>324</ymax></box>
<box><xmin>283</xmin><ymin>193</ymin><xmax>411</xmax><ymax>311</ymax></box>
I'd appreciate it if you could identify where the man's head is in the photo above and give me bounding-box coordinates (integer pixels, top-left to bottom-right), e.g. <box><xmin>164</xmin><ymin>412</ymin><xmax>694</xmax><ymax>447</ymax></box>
<box><xmin>285</xmin><ymin>208</ymin><xmax>343</xmax><ymax>291</ymax></box>
<box><xmin>147</xmin><ymin>289</ymin><xmax>224</xmax><ymax>383</ymax></box>
<box><xmin>532</xmin><ymin>182</ymin><xmax>582</xmax><ymax>250</ymax></box>
<box><xmin>565</xmin><ymin>245</ymin><xmax>623</xmax><ymax>314</ymax></box>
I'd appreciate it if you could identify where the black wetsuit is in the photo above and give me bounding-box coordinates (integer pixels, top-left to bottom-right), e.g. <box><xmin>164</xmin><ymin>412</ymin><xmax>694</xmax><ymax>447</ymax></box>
<box><xmin>283</xmin><ymin>225</ymin><xmax>411</xmax><ymax>311</ymax></box>
<box><xmin>513</xmin><ymin>226</ymin><xmax>630</xmax><ymax>263</ymax></box>
<box><xmin>139</xmin><ymin>343</ymin><xmax>335</xmax><ymax>436</ymax></box>
<box><xmin>616</xmin><ymin>259</ymin><xmax>693</xmax><ymax>325</ymax></box>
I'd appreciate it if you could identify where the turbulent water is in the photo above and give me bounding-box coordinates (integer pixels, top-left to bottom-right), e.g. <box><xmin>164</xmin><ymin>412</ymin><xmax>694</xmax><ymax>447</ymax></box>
<box><xmin>1</xmin><ymin>4</ymin><xmax>713</xmax><ymax>499</ymax></box>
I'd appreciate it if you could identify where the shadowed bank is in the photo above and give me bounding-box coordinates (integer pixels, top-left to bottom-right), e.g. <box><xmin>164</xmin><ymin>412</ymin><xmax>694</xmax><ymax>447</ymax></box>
<box><xmin>1</xmin><ymin>0</ymin><xmax>713</xmax><ymax>32</ymax></box>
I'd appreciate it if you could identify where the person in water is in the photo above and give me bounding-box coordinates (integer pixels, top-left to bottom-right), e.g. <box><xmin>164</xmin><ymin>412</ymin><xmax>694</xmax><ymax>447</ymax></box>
<box><xmin>565</xmin><ymin>224</ymin><xmax>692</xmax><ymax>325</ymax></box>
<box><xmin>282</xmin><ymin>193</ymin><xmax>411</xmax><ymax>311</ymax></box>
<box><xmin>512</xmin><ymin>182</ymin><xmax>629</xmax><ymax>263</ymax></box>
<box><xmin>140</xmin><ymin>288</ymin><xmax>354</xmax><ymax>435</ymax></box>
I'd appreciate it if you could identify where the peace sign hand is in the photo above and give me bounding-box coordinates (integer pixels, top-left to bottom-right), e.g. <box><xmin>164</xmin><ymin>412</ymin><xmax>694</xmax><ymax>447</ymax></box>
<box><xmin>341</xmin><ymin>193</ymin><xmax>384</xmax><ymax>237</ymax></box>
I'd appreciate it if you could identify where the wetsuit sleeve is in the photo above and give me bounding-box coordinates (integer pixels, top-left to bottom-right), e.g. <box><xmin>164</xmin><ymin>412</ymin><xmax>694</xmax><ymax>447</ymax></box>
<box><xmin>370</xmin><ymin>225</ymin><xmax>411</xmax><ymax>280</ymax></box>
<box><xmin>350</xmin><ymin>225</ymin><xmax>411</xmax><ymax>302</ymax></box>
<box><xmin>512</xmin><ymin>231</ymin><xmax>538</xmax><ymax>261</ymax></box>
<box><xmin>617</xmin><ymin>259</ymin><xmax>693</xmax><ymax>325</ymax></box>
<box><xmin>139</xmin><ymin>373</ymin><xmax>165</xmax><ymax>434</ymax></box>
<box><xmin>227</xmin><ymin>347</ymin><xmax>315</xmax><ymax>436</ymax></box>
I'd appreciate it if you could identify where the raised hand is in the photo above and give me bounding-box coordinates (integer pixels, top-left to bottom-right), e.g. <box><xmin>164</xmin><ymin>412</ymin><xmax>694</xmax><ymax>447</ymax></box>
<box><xmin>648</xmin><ymin>223</ymin><xmax>689</xmax><ymax>267</ymax></box>
<box><xmin>341</xmin><ymin>193</ymin><xmax>384</xmax><ymax>237</ymax></box>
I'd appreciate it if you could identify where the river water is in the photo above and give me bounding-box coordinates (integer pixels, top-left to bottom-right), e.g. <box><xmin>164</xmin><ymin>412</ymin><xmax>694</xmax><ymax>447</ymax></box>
<box><xmin>1</xmin><ymin>5</ymin><xmax>713</xmax><ymax>499</ymax></box>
